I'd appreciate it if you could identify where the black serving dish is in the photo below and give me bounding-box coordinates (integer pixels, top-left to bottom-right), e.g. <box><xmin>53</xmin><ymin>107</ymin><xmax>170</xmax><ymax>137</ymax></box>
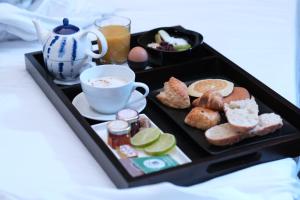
<box><xmin>149</xmin><ymin>75</ymin><xmax>298</xmax><ymax>155</ymax></box>
<box><xmin>137</xmin><ymin>26</ymin><xmax>203</xmax><ymax>67</ymax></box>
<box><xmin>25</xmin><ymin>27</ymin><xmax>300</xmax><ymax>188</ymax></box>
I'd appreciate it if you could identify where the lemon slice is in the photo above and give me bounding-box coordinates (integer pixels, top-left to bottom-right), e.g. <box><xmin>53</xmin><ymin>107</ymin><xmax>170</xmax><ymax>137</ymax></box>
<box><xmin>131</xmin><ymin>128</ymin><xmax>161</xmax><ymax>147</ymax></box>
<box><xmin>144</xmin><ymin>133</ymin><xmax>176</xmax><ymax>156</ymax></box>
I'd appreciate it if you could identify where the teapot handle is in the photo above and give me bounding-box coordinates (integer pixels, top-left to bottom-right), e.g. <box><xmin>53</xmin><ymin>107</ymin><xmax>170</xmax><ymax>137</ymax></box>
<box><xmin>81</xmin><ymin>29</ymin><xmax>108</xmax><ymax>59</ymax></box>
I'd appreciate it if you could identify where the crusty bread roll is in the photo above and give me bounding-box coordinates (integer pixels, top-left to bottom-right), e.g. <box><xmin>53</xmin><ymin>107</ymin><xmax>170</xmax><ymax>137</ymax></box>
<box><xmin>249</xmin><ymin>113</ymin><xmax>283</xmax><ymax>136</ymax></box>
<box><xmin>205</xmin><ymin>113</ymin><xmax>283</xmax><ymax>146</ymax></box>
<box><xmin>188</xmin><ymin>79</ymin><xmax>234</xmax><ymax>98</ymax></box>
<box><xmin>205</xmin><ymin>123</ymin><xmax>246</xmax><ymax>146</ymax></box>
<box><xmin>192</xmin><ymin>90</ymin><xmax>224</xmax><ymax>111</ymax></box>
<box><xmin>184</xmin><ymin>107</ymin><xmax>221</xmax><ymax>130</ymax></box>
<box><xmin>156</xmin><ymin>77</ymin><xmax>190</xmax><ymax>109</ymax></box>
<box><xmin>223</xmin><ymin>87</ymin><xmax>250</xmax><ymax>104</ymax></box>
<box><xmin>224</xmin><ymin>97</ymin><xmax>259</xmax><ymax>133</ymax></box>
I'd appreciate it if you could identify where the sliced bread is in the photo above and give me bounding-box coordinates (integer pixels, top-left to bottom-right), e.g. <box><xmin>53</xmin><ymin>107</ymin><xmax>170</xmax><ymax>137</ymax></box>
<box><xmin>224</xmin><ymin>97</ymin><xmax>259</xmax><ymax>133</ymax></box>
<box><xmin>205</xmin><ymin>123</ymin><xmax>246</xmax><ymax>146</ymax></box>
<box><xmin>205</xmin><ymin>113</ymin><xmax>283</xmax><ymax>146</ymax></box>
<box><xmin>188</xmin><ymin>79</ymin><xmax>234</xmax><ymax>98</ymax></box>
<box><xmin>249</xmin><ymin>113</ymin><xmax>283</xmax><ymax>136</ymax></box>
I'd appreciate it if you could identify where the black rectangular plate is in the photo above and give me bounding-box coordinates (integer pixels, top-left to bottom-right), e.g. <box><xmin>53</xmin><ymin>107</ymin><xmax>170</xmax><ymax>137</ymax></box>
<box><xmin>149</xmin><ymin>80</ymin><xmax>297</xmax><ymax>155</ymax></box>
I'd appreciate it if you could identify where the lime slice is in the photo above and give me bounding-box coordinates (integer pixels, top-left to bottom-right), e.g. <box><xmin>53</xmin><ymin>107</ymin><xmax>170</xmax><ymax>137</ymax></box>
<box><xmin>131</xmin><ymin>128</ymin><xmax>161</xmax><ymax>147</ymax></box>
<box><xmin>144</xmin><ymin>133</ymin><xmax>176</xmax><ymax>156</ymax></box>
<box><xmin>174</xmin><ymin>44</ymin><xmax>191</xmax><ymax>51</ymax></box>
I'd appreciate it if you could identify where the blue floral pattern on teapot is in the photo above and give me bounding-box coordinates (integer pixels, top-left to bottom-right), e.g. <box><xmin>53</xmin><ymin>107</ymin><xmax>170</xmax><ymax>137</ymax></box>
<box><xmin>33</xmin><ymin>18</ymin><xmax>108</xmax><ymax>84</ymax></box>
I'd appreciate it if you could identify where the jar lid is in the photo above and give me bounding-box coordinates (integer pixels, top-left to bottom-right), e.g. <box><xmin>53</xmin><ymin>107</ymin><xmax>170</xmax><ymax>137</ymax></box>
<box><xmin>117</xmin><ymin>109</ymin><xmax>139</xmax><ymax>123</ymax></box>
<box><xmin>107</xmin><ymin>120</ymin><xmax>131</xmax><ymax>135</ymax></box>
<box><xmin>53</xmin><ymin>18</ymin><xmax>79</xmax><ymax>35</ymax></box>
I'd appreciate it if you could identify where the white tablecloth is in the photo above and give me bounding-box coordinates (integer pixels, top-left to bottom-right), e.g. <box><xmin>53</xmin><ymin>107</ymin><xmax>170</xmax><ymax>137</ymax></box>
<box><xmin>0</xmin><ymin>0</ymin><xmax>299</xmax><ymax>199</ymax></box>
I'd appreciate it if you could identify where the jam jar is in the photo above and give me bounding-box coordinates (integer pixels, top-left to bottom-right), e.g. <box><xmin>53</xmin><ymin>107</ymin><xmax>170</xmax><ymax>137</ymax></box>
<box><xmin>117</xmin><ymin>109</ymin><xmax>140</xmax><ymax>137</ymax></box>
<box><xmin>107</xmin><ymin>120</ymin><xmax>131</xmax><ymax>149</ymax></box>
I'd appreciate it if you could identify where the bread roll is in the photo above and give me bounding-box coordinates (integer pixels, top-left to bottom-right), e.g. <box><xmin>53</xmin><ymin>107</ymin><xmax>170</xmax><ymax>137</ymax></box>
<box><xmin>205</xmin><ymin>123</ymin><xmax>246</xmax><ymax>146</ymax></box>
<box><xmin>192</xmin><ymin>90</ymin><xmax>224</xmax><ymax>111</ymax></box>
<box><xmin>156</xmin><ymin>77</ymin><xmax>190</xmax><ymax>109</ymax></box>
<box><xmin>184</xmin><ymin>107</ymin><xmax>221</xmax><ymax>130</ymax></box>
<box><xmin>223</xmin><ymin>87</ymin><xmax>250</xmax><ymax>104</ymax></box>
<box><xmin>224</xmin><ymin>97</ymin><xmax>259</xmax><ymax>133</ymax></box>
<box><xmin>249</xmin><ymin>113</ymin><xmax>283</xmax><ymax>136</ymax></box>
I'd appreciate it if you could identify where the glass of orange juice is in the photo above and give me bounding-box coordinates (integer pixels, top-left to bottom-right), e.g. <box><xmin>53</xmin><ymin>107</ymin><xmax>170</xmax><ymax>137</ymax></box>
<box><xmin>95</xmin><ymin>16</ymin><xmax>131</xmax><ymax>64</ymax></box>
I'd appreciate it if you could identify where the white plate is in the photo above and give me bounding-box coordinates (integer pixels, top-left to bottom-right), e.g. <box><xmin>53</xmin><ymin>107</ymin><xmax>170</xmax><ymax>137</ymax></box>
<box><xmin>72</xmin><ymin>90</ymin><xmax>147</xmax><ymax>121</ymax></box>
<box><xmin>91</xmin><ymin>114</ymin><xmax>191</xmax><ymax>165</ymax></box>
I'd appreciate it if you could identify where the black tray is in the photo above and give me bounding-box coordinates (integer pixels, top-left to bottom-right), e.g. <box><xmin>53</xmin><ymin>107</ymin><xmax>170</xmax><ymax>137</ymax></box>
<box><xmin>149</xmin><ymin>72</ymin><xmax>297</xmax><ymax>155</ymax></box>
<box><xmin>25</xmin><ymin>27</ymin><xmax>300</xmax><ymax>188</ymax></box>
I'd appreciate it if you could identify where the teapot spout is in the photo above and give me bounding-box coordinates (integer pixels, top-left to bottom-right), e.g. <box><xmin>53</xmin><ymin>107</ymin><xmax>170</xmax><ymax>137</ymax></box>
<box><xmin>32</xmin><ymin>20</ymin><xmax>50</xmax><ymax>44</ymax></box>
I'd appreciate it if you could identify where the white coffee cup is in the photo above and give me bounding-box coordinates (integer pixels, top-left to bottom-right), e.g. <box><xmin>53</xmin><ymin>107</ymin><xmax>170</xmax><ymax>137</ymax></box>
<box><xmin>80</xmin><ymin>65</ymin><xmax>149</xmax><ymax>114</ymax></box>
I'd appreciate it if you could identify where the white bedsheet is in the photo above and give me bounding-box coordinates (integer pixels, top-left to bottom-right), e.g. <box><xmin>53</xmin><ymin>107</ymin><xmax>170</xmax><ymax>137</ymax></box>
<box><xmin>0</xmin><ymin>0</ymin><xmax>115</xmax><ymax>41</ymax></box>
<box><xmin>0</xmin><ymin>0</ymin><xmax>299</xmax><ymax>199</ymax></box>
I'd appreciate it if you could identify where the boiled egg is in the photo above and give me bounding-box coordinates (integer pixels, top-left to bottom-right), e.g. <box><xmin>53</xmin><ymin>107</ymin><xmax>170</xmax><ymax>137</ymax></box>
<box><xmin>127</xmin><ymin>46</ymin><xmax>148</xmax><ymax>70</ymax></box>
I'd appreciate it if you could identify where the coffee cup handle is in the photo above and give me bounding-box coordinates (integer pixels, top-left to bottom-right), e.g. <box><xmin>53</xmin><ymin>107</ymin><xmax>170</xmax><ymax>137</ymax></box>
<box><xmin>81</xmin><ymin>29</ymin><xmax>108</xmax><ymax>59</ymax></box>
<box><xmin>126</xmin><ymin>82</ymin><xmax>149</xmax><ymax>106</ymax></box>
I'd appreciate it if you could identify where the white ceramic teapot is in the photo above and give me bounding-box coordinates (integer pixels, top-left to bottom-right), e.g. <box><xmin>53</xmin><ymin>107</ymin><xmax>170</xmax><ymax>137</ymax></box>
<box><xmin>33</xmin><ymin>18</ymin><xmax>108</xmax><ymax>85</ymax></box>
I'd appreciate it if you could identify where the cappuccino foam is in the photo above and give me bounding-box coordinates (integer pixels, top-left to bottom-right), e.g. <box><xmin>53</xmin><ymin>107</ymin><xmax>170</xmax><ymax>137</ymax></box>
<box><xmin>88</xmin><ymin>76</ymin><xmax>127</xmax><ymax>88</ymax></box>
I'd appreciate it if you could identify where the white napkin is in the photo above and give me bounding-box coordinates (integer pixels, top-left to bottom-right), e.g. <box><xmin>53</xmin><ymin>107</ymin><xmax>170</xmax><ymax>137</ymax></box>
<box><xmin>0</xmin><ymin>0</ymin><xmax>116</xmax><ymax>41</ymax></box>
<box><xmin>0</xmin><ymin>158</ymin><xmax>299</xmax><ymax>200</ymax></box>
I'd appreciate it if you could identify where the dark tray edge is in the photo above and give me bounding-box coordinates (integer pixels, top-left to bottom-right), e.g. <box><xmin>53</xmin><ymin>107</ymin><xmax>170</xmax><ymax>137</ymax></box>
<box><xmin>25</xmin><ymin>52</ymin><xmax>132</xmax><ymax>188</ymax></box>
<box><xmin>24</xmin><ymin>29</ymin><xmax>300</xmax><ymax>188</ymax></box>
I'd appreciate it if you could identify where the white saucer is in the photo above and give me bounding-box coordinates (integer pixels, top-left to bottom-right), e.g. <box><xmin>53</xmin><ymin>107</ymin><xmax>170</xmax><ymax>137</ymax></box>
<box><xmin>54</xmin><ymin>78</ymin><xmax>80</xmax><ymax>85</ymax></box>
<box><xmin>72</xmin><ymin>90</ymin><xmax>147</xmax><ymax>121</ymax></box>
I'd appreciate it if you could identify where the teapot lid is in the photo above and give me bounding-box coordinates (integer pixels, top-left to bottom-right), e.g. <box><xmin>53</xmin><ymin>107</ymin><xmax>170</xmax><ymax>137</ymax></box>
<box><xmin>53</xmin><ymin>18</ymin><xmax>79</xmax><ymax>35</ymax></box>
